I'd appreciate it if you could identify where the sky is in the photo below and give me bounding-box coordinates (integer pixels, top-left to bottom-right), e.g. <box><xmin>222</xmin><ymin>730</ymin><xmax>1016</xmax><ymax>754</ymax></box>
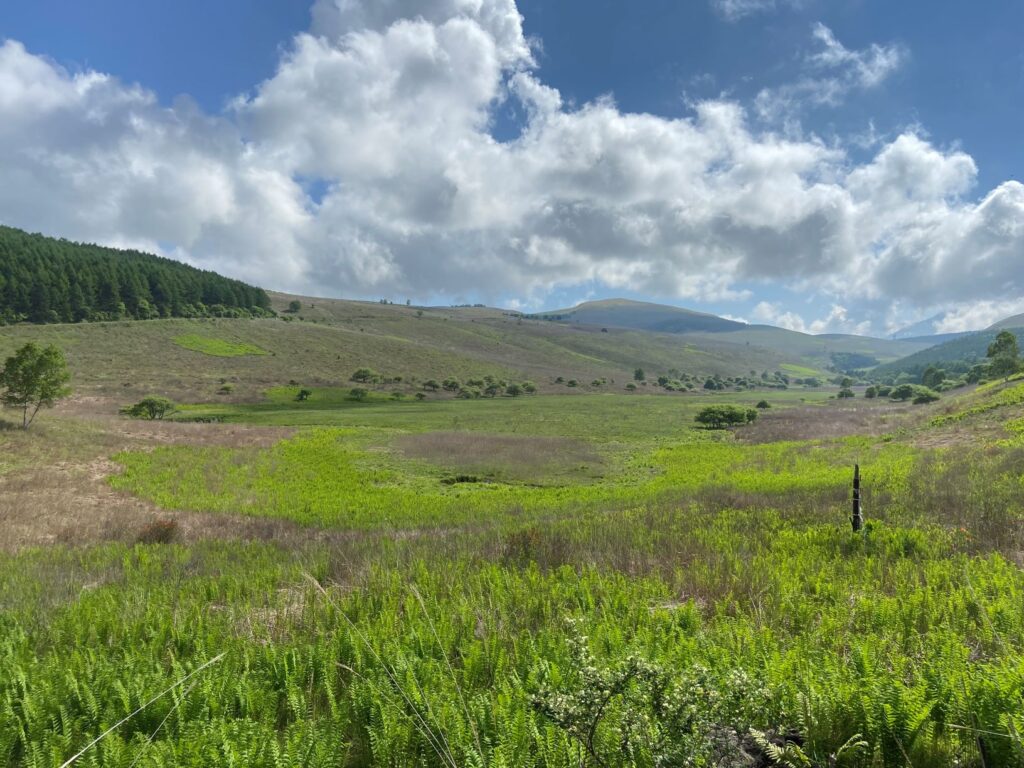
<box><xmin>1</xmin><ymin>0</ymin><xmax>1022</xmax><ymax>337</ymax></box>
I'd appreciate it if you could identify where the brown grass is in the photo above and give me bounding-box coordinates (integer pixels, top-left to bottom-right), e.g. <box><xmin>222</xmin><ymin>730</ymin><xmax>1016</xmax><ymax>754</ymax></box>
<box><xmin>394</xmin><ymin>431</ymin><xmax>604</xmax><ymax>485</ymax></box>
<box><xmin>736</xmin><ymin>400</ymin><xmax>915</xmax><ymax>443</ymax></box>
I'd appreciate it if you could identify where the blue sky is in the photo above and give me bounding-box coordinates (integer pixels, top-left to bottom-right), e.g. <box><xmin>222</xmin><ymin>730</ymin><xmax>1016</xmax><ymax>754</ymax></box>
<box><xmin>1</xmin><ymin>0</ymin><xmax>1022</xmax><ymax>335</ymax></box>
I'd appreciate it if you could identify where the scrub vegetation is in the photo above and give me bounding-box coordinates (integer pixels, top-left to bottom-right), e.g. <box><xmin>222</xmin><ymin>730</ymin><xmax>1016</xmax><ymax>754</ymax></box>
<box><xmin>1</xmin><ymin>318</ymin><xmax>1024</xmax><ymax>767</ymax></box>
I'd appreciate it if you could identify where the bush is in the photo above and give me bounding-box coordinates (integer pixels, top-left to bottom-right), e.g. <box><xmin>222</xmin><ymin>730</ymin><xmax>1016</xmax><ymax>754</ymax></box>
<box><xmin>442</xmin><ymin>378</ymin><xmax>460</xmax><ymax>392</ymax></box>
<box><xmin>695</xmin><ymin>405</ymin><xmax>757</xmax><ymax>429</ymax></box>
<box><xmin>755</xmin><ymin>400</ymin><xmax>770</xmax><ymax>409</ymax></box>
<box><xmin>414</xmin><ymin>392</ymin><xmax>426</xmax><ymax>401</ymax></box>
<box><xmin>506</xmin><ymin>383</ymin><xmax>524</xmax><ymax>397</ymax></box>
<box><xmin>136</xmin><ymin>518</ymin><xmax>179</xmax><ymax>544</ymax></box>
<box><xmin>349</xmin><ymin>387</ymin><xmax>368</xmax><ymax>401</ymax></box>
<box><xmin>838</xmin><ymin>388</ymin><xmax>855</xmax><ymax>398</ymax></box>
<box><xmin>521</xmin><ymin>381</ymin><xmax>537</xmax><ymax>394</ymax></box>
<box><xmin>913</xmin><ymin>390</ymin><xmax>940</xmax><ymax>404</ymax></box>
<box><xmin>295</xmin><ymin>389</ymin><xmax>312</xmax><ymax>402</ymax></box>
<box><xmin>121</xmin><ymin>396</ymin><xmax>176</xmax><ymax>420</ymax></box>
<box><xmin>422</xmin><ymin>379</ymin><xmax>440</xmax><ymax>392</ymax></box>
<box><xmin>864</xmin><ymin>386</ymin><xmax>877</xmax><ymax>399</ymax></box>
<box><xmin>890</xmin><ymin>384</ymin><xmax>916</xmax><ymax>401</ymax></box>
<box><xmin>351</xmin><ymin>368</ymin><xmax>378</xmax><ymax>383</ymax></box>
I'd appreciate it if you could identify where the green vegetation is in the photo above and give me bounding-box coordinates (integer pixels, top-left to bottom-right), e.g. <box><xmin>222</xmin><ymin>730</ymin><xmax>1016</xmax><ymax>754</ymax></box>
<box><xmin>0</xmin><ymin>224</ymin><xmax>271</xmax><ymax>324</ymax></box>
<box><xmin>120</xmin><ymin>395</ymin><xmax>176</xmax><ymax>420</ymax></box>
<box><xmin>173</xmin><ymin>334</ymin><xmax>268</xmax><ymax>357</ymax></box>
<box><xmin>0</xmin><ymin>342</ymin><xmax>71</xmax><ymax>428</ymax></box>
<box><xmin>4</xmin><ymin>305</ymin><xmax>1024</xmax><ymax>766</ymax></box>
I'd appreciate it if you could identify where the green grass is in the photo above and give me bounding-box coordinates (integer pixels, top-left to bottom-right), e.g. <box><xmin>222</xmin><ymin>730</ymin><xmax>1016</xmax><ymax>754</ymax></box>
<box><xmin>5</xmin><ymin>325</ymin><xmax>1024</xmax><ymax>766</ymax></box>
<box><xmin>173</xmin><ymin>333</ymin><xmax>268</xmax><ymax>357</ymax></box>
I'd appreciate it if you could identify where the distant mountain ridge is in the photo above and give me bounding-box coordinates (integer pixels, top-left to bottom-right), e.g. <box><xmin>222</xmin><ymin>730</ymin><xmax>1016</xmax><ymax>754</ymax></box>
<box><xmin>530</xmin><ymin>298</ymin><xmax>940</xmax><ymax>368</ymax></box>
<box><xmin>529</xmin><ymin>298</ymin><xmax>746</xmax><ymax>334</ymax></box>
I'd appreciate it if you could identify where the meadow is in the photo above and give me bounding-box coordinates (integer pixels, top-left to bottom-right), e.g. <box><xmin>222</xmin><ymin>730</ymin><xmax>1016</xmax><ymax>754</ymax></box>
<box><xmin>2</xmin><ymin>367</ymin><xmax>1024</xmax><ymax>766</ymax></box>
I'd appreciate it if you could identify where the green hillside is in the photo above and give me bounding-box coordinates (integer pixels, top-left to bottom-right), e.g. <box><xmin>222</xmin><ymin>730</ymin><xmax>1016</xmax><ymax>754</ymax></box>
<box><xmin>871</xmin><ymin>325</ymin><xmax>1024</xmax><ymax>380</ymax></box>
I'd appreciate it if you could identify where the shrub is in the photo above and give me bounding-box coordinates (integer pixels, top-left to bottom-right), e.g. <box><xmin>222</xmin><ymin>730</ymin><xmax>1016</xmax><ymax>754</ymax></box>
<box><xmin>136</xmin><ymin>518</ymin><xmax>179</xmax><ymax>544</ymax></box>
<box><xmin>414</xmin><ymin>392</ymin><xmax>426</xmax><ymax>401</ymax></box>
<box><xmin>349</xmin><ymin>387</ymin><xmax>368</xmax><ymax>401</ymax></box>
<box><xmin>422</xmin><ymin>379</ymin><xmax>440</xmax><ymax>392</ymax></box>
<box><xmin>913</xmin><ymin>390</ymin><xmax>940</xmax><ymax>404</ymax></box>
<box><xmin>626</xmin><ymin>383</ymin><xmax>637</xmax><ymax>392</ymax></box>
<box><xmin>295</xmin><ymin>389</ymin><xmax>312</xmax><ymax>402</ymax></box>
<box><xmin>521</xmin><ymin>381</ymin><xmax>537</xmax><ymax>394</ymax></box>
<box><xmin>351</xmin><ymin>368</ymin><xmax>378</xmax><ymax>383</ymax></box>
<box><xmin>506</xmin><ymin>383</ymin><xmax>524</xmax><ymax>397</ymax></box>
<box><xmin>864</xmin><ymin>386</ymin><xmax>878</xmax><ymax>399</ymax></box>
<box><xmin>890</xmin><ymin>384</ymin><xmax>916</xmax><ymax>401</ymax></box>
<box><xmin>838</xmin><ymin>388</ymin><xmax>855</xmax><ymax>398</ymax></box>
<box><xmin>442</xmin><ymin>378</ymin><xmax>461</xmax><ymax>392</ymax></box>
<box><xmin>566</xmin><ymin>379</ymin><xmax>578</xmax><ymax>388</ymax></box>
<box><xmin>286</xmin><ymin>300</ymin><xmax>301</xmax><ymax>313</ymax></box>
<box><xmin>695</xmin><ymin>405</ymin><xmax>757</xmax><ymax>429</ymax></box>
<box><xmin>216</xmin><ymin>383</ymin><xmax>234</xmax><ymax>395</ymax></box>
<box><xmin>121</xmin><ymin>396</ymin><xmax>176</xmax><ymax>420</ymax></box>
<box><xmin>755</xmin><ymin>400</ymin><xmax>770</xmax><ymax>409</ymax></box>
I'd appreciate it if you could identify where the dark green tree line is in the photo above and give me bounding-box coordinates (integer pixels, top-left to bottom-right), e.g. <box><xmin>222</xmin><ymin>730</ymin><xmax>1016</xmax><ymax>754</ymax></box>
<box><xmin>0</xmin><ymin>225</ymin><xmax>272</xmax><ymax>325</ymax></box>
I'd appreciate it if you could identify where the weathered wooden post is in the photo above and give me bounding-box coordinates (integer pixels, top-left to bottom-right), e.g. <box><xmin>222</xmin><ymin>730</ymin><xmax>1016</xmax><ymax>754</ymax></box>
<box><xmin>851</xmin><ymin>463</ymin><xmax>863</xmax><ymax>532</ymax></box>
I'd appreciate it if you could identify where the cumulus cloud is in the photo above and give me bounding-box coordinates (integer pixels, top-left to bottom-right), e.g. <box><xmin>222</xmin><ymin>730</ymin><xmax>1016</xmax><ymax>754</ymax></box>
<box><xmin>755</xmin><ymin>24</ymin><xmax>906</xmax><ymax>122</ymax></box>
<box><xmin>0</xmin><ymin>2</ymin><xmax>1021</xmax><ymax>334</ymax></box>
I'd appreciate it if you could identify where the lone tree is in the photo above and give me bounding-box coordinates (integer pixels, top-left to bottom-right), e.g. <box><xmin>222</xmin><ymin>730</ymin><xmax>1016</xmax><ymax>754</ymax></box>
<box><xmin>633</xmin><ymin>368</ymin><xmax>645</xmax><ymax>382</ymax></box>
<box><xmin>695</xmin><ymin>404</ymin><xmax>757</xmax><ymax>429</ymax></box>
<box><xmin>122</xmin><ymin>395</ymin><xmax>176</xmax><ymax>420</ymax></box>
<box><xmin>0</xmin><ymin>343</ymin><xmax>71</xmax><ymax>429</ymax></box>
<box><xmin>987</xmin><ymin>330</ymin><xmax>1020</xmax><ymax>381</ymax></box>
<box><xmin>286</xmin><ymin>299</ymin><xmax>301</xmax><ymax>313</ymax></box>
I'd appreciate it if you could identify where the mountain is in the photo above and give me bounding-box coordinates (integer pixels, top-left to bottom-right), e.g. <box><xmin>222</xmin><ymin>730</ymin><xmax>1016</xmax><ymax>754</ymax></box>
<box><xmin>531</xmin><ymin>298</ymin><xmax>938</xmax><ymax>368</ymax></box>
<box><xmin>991</xmin><ymin>312</ymin><xmax>1024</xmax><ymax>330</ymax></box>
<box><xmin>530</xmin><ymin>298</ymin><xmax>746</xmax><ymax>333</ymax></box>
<box><xmin>889</xmin><ymin>313</ymin><xmax>947</xmax><ymax>339</ymax></box>
<box><xmin>0</xmin><ymin>225</ymin><xmax>272</xmax><ymax>325</ymax></box>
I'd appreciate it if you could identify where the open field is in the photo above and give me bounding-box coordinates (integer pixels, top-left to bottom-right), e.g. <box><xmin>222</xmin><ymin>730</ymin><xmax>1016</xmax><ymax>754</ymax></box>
<box><xmin>2</xmin><ymin>321</ymin><xmax>1024</xmax><ymax>767</ymax></box>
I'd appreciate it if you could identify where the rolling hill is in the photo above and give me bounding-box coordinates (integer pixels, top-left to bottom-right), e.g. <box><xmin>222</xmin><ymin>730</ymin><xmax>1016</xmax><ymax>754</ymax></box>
<box><xmin>529</xmin><ymin>298</ymin><xmax>937</xmax><ymax>369</ymax></box>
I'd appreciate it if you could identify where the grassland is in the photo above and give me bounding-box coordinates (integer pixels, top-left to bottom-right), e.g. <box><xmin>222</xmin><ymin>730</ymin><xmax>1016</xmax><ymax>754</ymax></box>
<box><xmin>1</xmin><ymin>315</ymin><xmax>1023</xmax><ymax>767</ymax></box>
<box><xmin>173</xmin><ymin>333</ymin><xmax>268</xmax><ymax>357</ymax></box>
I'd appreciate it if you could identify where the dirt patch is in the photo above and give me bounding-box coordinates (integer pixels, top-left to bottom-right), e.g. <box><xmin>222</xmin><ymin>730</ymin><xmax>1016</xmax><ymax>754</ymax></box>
<box><xmin>395</xmin><ymin>431</ymin><xmax>604</xmax><ymax>485</ymax></box>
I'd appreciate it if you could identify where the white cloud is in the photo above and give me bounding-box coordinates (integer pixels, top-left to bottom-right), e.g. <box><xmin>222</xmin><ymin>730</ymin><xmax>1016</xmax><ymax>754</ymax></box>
<box><xmin>711</xmin><ymin>0</ymin><xmax>803</xmax><ymax>22</ymax></box>
<box><xmin>755</xmin><ymin>24</ymin><xmax>906</xmax><ymax>122</ymax></box>
<box><xmin>0</xmin><ymin>3</ymin><xmax>1021</xmax><ymax>333</ymax></box>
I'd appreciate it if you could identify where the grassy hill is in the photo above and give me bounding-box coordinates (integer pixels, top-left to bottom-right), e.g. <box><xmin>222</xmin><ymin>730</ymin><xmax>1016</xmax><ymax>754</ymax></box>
<box><xmin>871</xmin><ymin>325</ymin><xmax>1024</xmax><ymax>380</ymax></box>
<box><xmin>529</xmin><ymin>298</ymin><xmax>745</xmax><ymax>333</ymax></box>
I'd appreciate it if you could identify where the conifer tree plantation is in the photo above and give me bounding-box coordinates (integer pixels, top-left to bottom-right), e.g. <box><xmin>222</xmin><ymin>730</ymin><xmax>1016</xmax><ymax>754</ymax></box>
<box><xmin>0</xmin><ymin>226</ymin><xmax>272</xmax><ymax>325</ymax></box>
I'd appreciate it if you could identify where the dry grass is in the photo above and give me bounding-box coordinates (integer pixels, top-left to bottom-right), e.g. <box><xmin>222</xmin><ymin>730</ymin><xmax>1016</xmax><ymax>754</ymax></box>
<box><xmin>394</xmin><ymin>431</ymin><xmax>604</xmax><ymax>484</ymax></box>
<box><xmin>0</xmin><ymin>397</ymin><xmax>299</xmax><ymax>552</ymax></box>
<box><xmin>736</xmin><ymin>400</ymin><xmax>915</xmax><ymax>443</ymax></box>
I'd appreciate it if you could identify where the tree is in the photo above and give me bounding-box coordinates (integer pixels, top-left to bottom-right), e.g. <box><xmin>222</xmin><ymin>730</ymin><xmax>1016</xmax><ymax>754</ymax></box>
<box><xmin>351</xmin><ymin>368</ymin><xmax>378</xmax><ymax>383</ymax></box>
<box><xmin>349</xmin><ymin>387</ymin><xmax>368</xmax><ymax>401</ymax></box>
<box><xmin>121</xmin><ymin>395</ymin><xmax>176</xmax><ymax>420</ymax></box>
<box><xmin>694</xmin><ymin>405</ymin><xmax>757</xmax><ymax>430</ymax></box>
<box><xmin>921</xmin><ymin>365</ymin><xmax>946</xmax><ymax>389</ymax></box>
<box><xmin>987</xmin><ymin>330</ymin><xmax>1020</xmax><ymax>380</ymax></box>
<box><xmin>633</xmin><ymin>368</ymin><xmax>645</xmax><ymax>382</ymax></box>
<box><xmin>913</xmin><ymin>390</ymin><xmax>939</xmax><ymax>404</ymax></box>
<box><xmin>287</xmin><ymin>300</ymin><xmax>302</xmax><ymax>313</ymax></box>
<box><xmin>422</xmin><ymin>379</ymin><xmax>440</xmax><ymax>392</ymax></box>
<box><xmin>506</xmin><ymin>383</ymin><xmax>524</xmax><ymax>397</ymax></box>
<box><xmin>295</xmin><ymin>388</ymin><xmax>312</xmax><ymax>402</ymax></box>
<box><xmin>755</xmin><ymin>400</ymin><xmax>770</xmax><ymax>409</ymax></box>
<box><xmin>838</xmin><ymin>388</ymin><xmax>855</xmax><ymax>398</ymax></box>
<box><xmin>521</xmin><ymin>381</ymin><xmax>537</xmax><ymax>394</ymax></box>
<box><xmin>0</xmin><ymin>343</ymin><xmax>71</xmax><ymax>429</ymax></box>
<box><xmin>890</xmin><ymin>383</ymin><xmax>916</xmax><ymax>401</ymax></box>
<box><xmin>442</xmin><ymin>378</ymin><xmax>461</xmax><ymax>392</ymax></box>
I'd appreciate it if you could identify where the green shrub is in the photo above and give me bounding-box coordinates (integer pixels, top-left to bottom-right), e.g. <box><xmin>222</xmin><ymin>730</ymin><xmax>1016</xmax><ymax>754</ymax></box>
<box><xmin>695</xmin><ymin>405</ymin><xmax>757</xmax><ymax>429</ymax></box>
<box><xmin>121</xmin><ymin>396</ymin><xmax>176</xmax><ymax>420</ymax></box>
